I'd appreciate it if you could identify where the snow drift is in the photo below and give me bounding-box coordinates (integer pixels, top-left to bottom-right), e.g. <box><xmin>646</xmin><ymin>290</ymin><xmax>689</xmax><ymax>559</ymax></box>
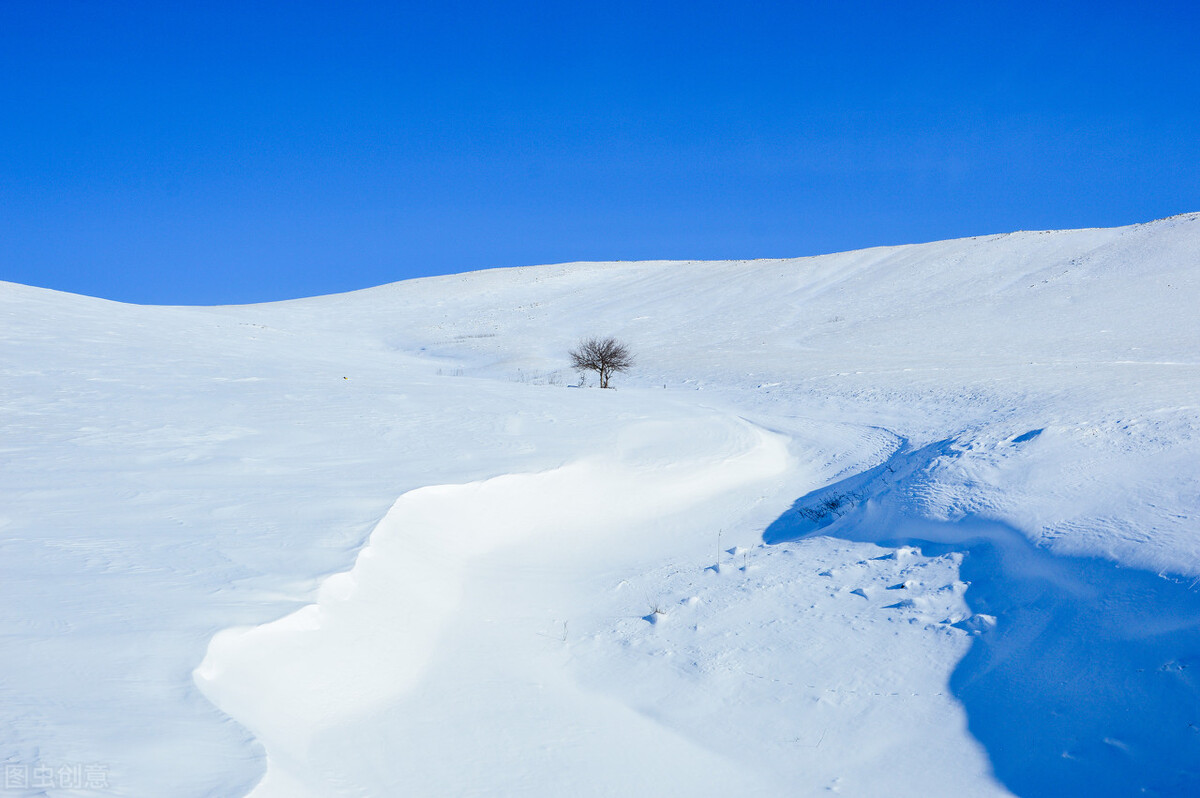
<box><xmin>2</xmin><ymin>213</ymin><xmax>1198</xmax><ymax>796</ymax></box>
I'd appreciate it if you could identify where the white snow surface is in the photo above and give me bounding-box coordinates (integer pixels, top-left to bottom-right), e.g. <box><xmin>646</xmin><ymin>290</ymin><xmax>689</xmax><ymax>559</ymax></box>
<box><xmin>3</xmin><ymin>214</ymin><xmax>1200</xmax><ymax>796</ymax></box>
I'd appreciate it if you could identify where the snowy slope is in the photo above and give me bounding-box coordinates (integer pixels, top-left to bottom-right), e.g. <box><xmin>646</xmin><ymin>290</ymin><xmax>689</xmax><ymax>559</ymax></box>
<box><xmin>2</xmin><ymin>213</ymin><xmax>1199</xmax><ymax>796</ymax></box>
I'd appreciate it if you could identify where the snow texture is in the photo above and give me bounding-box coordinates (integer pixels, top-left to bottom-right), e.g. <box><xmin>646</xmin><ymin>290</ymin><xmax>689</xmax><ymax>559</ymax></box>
<box><xmin>2</xmin><ymin>213</ymin><xmax>1199</xmax><ymax>796</ymax></box>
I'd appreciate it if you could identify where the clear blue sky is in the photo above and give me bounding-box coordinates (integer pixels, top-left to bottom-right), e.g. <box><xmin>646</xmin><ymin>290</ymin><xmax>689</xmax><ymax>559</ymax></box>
<box><xmin>2</xmin><ymin>1</ymin><xmax>1198</xmax><ymax>305</ymax></box>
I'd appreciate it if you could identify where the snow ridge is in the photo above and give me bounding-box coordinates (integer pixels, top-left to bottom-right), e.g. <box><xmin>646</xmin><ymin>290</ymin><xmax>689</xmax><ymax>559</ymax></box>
<box><xmin>197</xmin><ymin>413</ymin><xmax>795</xmax><ymax>796</ymax></box>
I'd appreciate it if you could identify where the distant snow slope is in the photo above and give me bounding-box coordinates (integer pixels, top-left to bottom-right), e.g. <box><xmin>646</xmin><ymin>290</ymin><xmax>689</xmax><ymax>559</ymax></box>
<box><xmin>2</xmin><ymin>213</ymin><xmax>1198</xmax><ymax>796</ymax></box>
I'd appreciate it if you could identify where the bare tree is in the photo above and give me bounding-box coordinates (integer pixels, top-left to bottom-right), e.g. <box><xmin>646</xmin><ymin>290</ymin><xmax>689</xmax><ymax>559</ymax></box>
<box><xmin>569</xmin><ymin>336</ymin><xmax>634</xmax><ymax>389</ymax></box>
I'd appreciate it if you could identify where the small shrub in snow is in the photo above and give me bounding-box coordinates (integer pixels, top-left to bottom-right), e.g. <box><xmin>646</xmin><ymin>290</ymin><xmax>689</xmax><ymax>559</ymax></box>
<box><xmin>569</xmin><ymin>336</ymin><xmax>634</xmax><ymax>389</ymax></box>
<box><xmin>796</xmin><ymin>492</ymin><xmax>861</xmax><ymax>523</ymax></box>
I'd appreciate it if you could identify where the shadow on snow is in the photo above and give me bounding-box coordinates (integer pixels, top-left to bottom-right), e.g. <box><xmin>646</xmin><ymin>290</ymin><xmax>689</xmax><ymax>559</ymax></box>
<box><xmin>763</xmin><ymin>440</ymin><xmax>1200</xmax><ymax>797</ymax></box>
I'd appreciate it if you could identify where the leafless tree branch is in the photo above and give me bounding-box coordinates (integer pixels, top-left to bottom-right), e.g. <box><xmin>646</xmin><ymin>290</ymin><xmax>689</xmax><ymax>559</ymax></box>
<box><xmin>569</xmin><ymin>336</ymin><xmax>634</xmax><ymax>388</ymax></box>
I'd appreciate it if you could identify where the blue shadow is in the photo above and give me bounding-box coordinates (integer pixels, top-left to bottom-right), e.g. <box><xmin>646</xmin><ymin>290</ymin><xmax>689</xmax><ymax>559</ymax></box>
<box><xmin>764</xmin><ymin>460</ymin><xmax>1200</xmax><ymax>796</ymax></box>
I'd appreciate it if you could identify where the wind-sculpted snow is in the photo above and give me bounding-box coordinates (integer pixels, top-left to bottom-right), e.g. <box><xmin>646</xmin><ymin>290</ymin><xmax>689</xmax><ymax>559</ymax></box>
<box><xmin>2</xmin><ymin>214</ymin><xmax>1199</xmax><ymax>795</ymax></box>
<box><xmin>766</xmin><ymin>434</ymin><xmax>1200</xmax><ymax>795</ymax></box>
<box><xmin>197</xmin><ymin>413</ymin><xmax>794</xmax><ymax>796</ymax></box>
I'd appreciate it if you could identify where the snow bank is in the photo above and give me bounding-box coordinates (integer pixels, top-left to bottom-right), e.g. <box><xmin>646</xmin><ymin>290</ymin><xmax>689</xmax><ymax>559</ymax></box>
<box><xmin>766</xmin><ymin>436</ymin><xmax>1200</xmax><ymax>794</ymax></box>
<box><xmin>2</xmin><ymin>213</ymin><xmax>1198</xmax><ymax>795</ymax></box>
<box><xmin>197</xmin><ymin>413</ymin><xmax>792</xmax><ymax>796</ymax></box>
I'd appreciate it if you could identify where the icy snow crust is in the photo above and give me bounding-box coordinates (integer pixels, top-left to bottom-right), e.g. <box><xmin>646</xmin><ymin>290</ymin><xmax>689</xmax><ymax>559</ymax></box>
<box><xmin>3</xmin><ymin>214</ymin><xmax>1199</xmax><ymax>796</ymax></box>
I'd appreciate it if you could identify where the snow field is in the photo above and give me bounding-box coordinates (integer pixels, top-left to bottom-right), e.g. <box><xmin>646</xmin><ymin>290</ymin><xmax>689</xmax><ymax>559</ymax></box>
<box><xmin>3</xmin><ymin>213</ymin><xmax>1199</xmax><ymax>795</ymax></box>
<box><xmin>572</xmin><ymin>535</ymin><xmax>1003</xmax><ymax>797</ymax></box>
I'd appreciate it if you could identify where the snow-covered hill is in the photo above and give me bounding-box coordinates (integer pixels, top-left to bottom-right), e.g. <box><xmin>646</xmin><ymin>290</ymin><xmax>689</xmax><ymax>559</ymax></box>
<box><xmin>2</xmin><ymin>214</ymin><xmax>1198</xmax><ymax>796</ymax></box>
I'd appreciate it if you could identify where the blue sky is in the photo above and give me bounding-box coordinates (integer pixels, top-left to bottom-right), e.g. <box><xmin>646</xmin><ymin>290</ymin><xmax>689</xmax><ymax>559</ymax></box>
<box><xmin>2</xmin><ymin>1</ymin><xmax>1198</xmax><ymax>305</ymax></box>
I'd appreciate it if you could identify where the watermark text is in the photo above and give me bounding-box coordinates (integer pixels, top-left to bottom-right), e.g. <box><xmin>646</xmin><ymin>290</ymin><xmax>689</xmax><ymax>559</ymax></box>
<box><xmin>4</xmin><ymin>762</ymin><xmax>110</xmax><ymax>791</ymax></box>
